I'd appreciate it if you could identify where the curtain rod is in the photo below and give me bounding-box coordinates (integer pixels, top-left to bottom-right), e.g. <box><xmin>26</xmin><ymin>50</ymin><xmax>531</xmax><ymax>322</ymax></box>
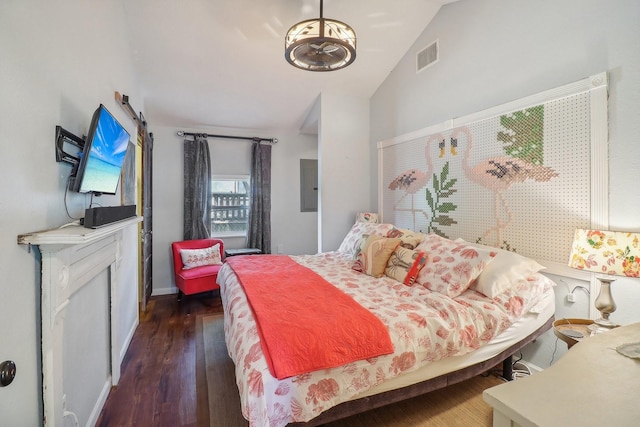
<box><xmin>177</xmin><ymin>130</ymin><xmax>277</xmax><ymax>144</ymax></box>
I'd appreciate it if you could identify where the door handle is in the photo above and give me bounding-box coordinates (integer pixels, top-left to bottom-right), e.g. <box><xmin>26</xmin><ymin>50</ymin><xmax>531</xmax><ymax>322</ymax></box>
<box><xmin>0</xmin><ymin>360</ymin><xmax>16</xmax><ymax>387</ymax></box>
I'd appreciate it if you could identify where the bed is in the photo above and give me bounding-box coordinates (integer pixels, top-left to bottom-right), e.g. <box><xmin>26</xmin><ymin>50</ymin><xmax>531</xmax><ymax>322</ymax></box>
<box><xmin>218</xmin><ymin>223</ymin><xmax>555</xmax><ymax>427</ymax></box>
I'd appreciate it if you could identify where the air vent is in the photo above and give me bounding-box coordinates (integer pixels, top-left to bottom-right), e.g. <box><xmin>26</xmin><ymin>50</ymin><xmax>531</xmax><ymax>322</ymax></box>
<box><xmin>416</xmin><ymin>40</ymin><xmax>439</xmax><ymax>73</ymax></box>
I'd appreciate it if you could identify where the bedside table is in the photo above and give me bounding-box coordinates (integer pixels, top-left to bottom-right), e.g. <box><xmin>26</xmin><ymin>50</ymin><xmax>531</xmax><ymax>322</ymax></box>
<box><xmin>552</xmin><ymin>318</ymin><xmax>594</xmax><ymax>349</ymax></box>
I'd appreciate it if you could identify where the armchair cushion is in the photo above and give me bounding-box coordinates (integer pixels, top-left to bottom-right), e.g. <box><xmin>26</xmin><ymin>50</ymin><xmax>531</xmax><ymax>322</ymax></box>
<box><xmin>177</xmin><ymin>264</ymin><xmax>222</xmax><ymax>280</ymax></box>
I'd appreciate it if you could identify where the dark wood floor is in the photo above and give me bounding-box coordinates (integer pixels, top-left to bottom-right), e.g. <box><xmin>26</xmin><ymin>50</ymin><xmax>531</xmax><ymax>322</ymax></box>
<box><xmin>96</xmin><ymin>292</ymin><xmax>222</xmax><ymax>427</ymax></box>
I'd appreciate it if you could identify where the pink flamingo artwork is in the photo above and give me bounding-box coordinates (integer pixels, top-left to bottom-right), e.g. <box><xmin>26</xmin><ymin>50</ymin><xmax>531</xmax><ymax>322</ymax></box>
<box><xmin>388</xmin><ymin>169</ymin><xmax>429</xmax><ymax>230</ymax></box>
<box><xmin>388</xmin><ymin>135</ymin><xmax>454</xmax><ymax>230</ymax></box>
<box><xmin>451</xmin><ymin>126</ymin><xmax>558</xmax><ymax>246</ymax></box>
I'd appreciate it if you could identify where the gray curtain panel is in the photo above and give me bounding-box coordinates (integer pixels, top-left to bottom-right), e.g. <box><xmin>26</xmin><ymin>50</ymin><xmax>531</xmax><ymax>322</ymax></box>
<box><xmin>183</xmin><ymin>135</ymin><xmax>212</xmax><ymax>240</ymax></box>
<box><xmin>247</xmin><ymin>142</ymin><xmax>271</xmax><ymax>253</ymax></box>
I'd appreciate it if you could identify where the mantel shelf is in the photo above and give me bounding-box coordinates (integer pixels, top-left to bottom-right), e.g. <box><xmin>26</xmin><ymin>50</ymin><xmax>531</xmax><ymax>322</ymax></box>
<box><xmin>17</xmin><ymin>217</ymin><xmax>142</xmax><ymax>247</ymax></box>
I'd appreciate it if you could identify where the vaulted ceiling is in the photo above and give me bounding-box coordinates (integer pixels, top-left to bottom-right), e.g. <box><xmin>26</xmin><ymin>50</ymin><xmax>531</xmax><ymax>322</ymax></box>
<box><xmin>123</xmin><ymin>0</ymin><xmax>455</xmax><ymax>131</ymax></box>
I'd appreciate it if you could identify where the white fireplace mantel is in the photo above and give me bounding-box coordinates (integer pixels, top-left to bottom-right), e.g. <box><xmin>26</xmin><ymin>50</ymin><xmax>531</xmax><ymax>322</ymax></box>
<box><xmin>18</xmin><ymin>217</ymin><xmax>141</xmax><ymax>427</ymax></box>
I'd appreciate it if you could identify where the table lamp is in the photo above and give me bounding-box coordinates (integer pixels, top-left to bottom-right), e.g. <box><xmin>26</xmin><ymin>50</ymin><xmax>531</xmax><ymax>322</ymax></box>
<box><xmin>568</xmin><ymin>229</ymin><xmax>640</xmax><ymax>328</ymax></box>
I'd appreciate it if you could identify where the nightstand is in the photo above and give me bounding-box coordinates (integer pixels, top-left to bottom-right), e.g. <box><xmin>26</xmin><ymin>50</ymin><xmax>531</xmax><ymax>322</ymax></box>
<box><xmin>552</xmin><ymin>318</ymin><xmax>594</xmax><ymax>349</ymax></box>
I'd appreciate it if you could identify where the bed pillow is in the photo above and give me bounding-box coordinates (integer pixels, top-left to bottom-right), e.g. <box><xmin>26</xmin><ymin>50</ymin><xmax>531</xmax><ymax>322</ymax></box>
<box><xmin>352</xmin><ymin>235</ymin><xmax>401</xmax><ymax>278</ymax></box>
<box><xmin>337</xmin><ymin>222</ymin><xmax>395</xmax><ymax>257</ymax></box>
<box><xmin>180</xmin><ymin>244</ymin><xmax>222</xmax><ymax>270</ymax></box>
<box><xmin>355</xmin><ymin>212</ymin><xmax>379</xmax><ymax>223</ymax></box>
<box><xmin>384</xmin><ymin>247</ymin><xmax>428</xmax><ymax>286</ymax></box>
<box><xmin>466</xmin><ymin>244</ymin><xmax>546</xmax><ymax>298</ymax></box>
<box><xmin>386</xmin><ymin>227</ymin><xmax>427</xmax><ymax>250</ymax></box>
<box><xmin>415</xmin><ymin>234</ymin><xmax>494</xmax><ymax>298</ymax></box>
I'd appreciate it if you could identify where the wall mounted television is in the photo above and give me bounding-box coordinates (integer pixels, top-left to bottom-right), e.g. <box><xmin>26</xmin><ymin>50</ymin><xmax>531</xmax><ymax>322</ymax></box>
<box><xmin>70</xmin><ymin>104</ymin><xmax>130</xmax><ymax>195</ymax></box>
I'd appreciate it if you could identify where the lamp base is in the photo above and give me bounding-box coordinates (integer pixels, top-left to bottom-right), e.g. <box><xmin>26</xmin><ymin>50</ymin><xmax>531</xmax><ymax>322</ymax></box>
<box><xmin>594</xmin><ymin>317</ymin><xmax>619</xmax><ymax>329</ymax></box>
<box><xmin>594</xmin><ymin>277</ymin><xmax>617</xmax><ymax>328</ymax></box>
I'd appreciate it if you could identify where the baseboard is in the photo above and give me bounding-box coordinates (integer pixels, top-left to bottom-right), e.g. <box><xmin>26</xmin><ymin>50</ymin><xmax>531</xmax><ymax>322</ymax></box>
<box><xmin>87</xmin><ymin>378</ymin><xmax>112</xmax><ymax>427</ymax></box>
<box><xmin>151</xmin><ymin>286</ymin><xmax>179</xmax><ymax>296</ymax></box>
<box><xmin>120</xmin><ymin>317</ymin><xmax>139</xmax><ymax>365</ymax></box>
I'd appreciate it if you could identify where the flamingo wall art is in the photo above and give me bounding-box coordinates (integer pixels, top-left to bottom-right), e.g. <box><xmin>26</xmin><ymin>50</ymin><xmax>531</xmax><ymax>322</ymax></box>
<box><xmin>385</xmin><ymin>104</ymin><xmax>560</xmax><ymax>251</ymax></box>
<box><xmin>380</xmin><ymin>77</ymin><xmax>601</xmax><ymax>266</ymax></box>
<box><xmin>388</xmin><ymin>137</ymin><xmax>459</xmax><ymax>237</ymax></box>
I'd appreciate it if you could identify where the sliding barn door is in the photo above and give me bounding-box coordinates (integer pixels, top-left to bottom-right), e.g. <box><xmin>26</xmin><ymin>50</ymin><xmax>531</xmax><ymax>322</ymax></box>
<box><xmin>141</xmin><ymin>127</ymin><xmax>153</xmax><ymax>310</ymax></box>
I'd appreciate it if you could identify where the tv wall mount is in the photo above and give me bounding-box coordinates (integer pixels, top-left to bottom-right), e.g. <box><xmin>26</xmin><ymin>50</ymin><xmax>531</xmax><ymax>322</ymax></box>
<box><xmin>55</xmin><ymin>125</ymin><xmax>85</xmax><ymax>166</ymax></box>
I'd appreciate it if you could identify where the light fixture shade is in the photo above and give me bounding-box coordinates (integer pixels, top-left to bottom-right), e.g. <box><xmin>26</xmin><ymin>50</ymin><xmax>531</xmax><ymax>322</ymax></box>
<box><xmin>285</xmin><ymin>1</ymin><xmax>356</xmax><ymax>71</ymax></box>
<box><xmin>568</xmin><ymin>229</ymin><xmax>640</xmax><ymax>277</ymax></box>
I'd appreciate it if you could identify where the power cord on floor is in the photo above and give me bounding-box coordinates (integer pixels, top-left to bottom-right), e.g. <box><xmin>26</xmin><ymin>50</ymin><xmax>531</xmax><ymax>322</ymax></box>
<box><xmin>511</xmin><ymin>362</ymin><xmax>532</xmax><ymax>379</ymax></box>
<box><xmin>510</xmin><ymin>351</ymin><xmax>531</xmax><ymax>379</ymax></box>
<box><xmin>550</xmin><ymin>336</ymin><xmax>559</xmax><ymax>365</ymax></box>
<box><xmin>483</xmin><ymin>351</ymin><xmax>532</xmax><ymax>381</ymax></box>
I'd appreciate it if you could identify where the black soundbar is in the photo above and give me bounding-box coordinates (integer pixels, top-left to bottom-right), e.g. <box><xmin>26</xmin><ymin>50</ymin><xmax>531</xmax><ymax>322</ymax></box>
<box><xmin>83</xmin><ymin>205</ymin><xmax>136</xmax><ymax>229</ymax></box>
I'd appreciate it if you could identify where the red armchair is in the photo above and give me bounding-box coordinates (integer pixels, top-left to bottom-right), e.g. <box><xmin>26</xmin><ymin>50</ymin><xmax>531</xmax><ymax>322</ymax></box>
<box><xmin>171</xmin><ymin>238</ymin><xmax>225</xmax><ymax>299</ymax></box>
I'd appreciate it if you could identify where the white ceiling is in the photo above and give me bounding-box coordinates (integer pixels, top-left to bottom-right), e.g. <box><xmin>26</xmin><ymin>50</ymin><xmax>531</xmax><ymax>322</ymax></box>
<box><xmin>122</xmin><ymin>0</ymin><xmax>454</xmax><ymax>132</ymax></box>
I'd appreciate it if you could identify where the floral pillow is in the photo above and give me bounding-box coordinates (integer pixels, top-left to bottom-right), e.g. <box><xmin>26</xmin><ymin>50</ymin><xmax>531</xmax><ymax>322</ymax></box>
<box><xmin>415</xmin><ymin>234</ymin><xmax>495</xmax><ymax>298</ymax></box>
<box><xmin>385</xmin><ymin>247</ymin><xmax>428</xmax><ymax>286</ymax></box>
<box><xmin>352</xmin><ymin>235</ymin><xmax>401</xmax><ymax>278</ymax></box>
<box><xmin>180</xmin><ymin>244</ymin><xmax>222</xmax><ymax>270</ymax></box>
<box><xmin>337</xmin><ymin>222</ymin><xmax>395</xmax><ymax>257</ymax></box>
<box><xmin>386</xmin><ymin>227</ymin><xmax>427</xmax><ymax>250</ymax></box>
<box><xmin>355</xmin><ymin>212</ymin><xmax>379</xmax><ymax>223</ymax></box>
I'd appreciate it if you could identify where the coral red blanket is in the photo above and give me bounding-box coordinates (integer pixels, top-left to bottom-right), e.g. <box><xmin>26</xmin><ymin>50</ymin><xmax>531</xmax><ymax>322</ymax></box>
<box><xmin>225</xmin><ymin>255</ymin><xmax>394</xmax><ymax>379</ymax></box>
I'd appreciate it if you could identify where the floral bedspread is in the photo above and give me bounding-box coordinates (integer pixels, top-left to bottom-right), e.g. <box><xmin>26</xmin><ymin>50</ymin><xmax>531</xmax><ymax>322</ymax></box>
<box><xmin>218</xmin><ymin>251</ymin><xmax>552</xmax><ymax>427</ymax></box>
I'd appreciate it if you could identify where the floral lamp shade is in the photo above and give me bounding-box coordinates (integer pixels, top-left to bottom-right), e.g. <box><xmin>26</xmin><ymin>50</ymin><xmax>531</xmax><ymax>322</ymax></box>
<box><xmin>568</xmin><ymin>229</ymin><xmax>640</xmax><ymax>328</ymax></box>
<box><xmin>568</xmin><ymin>229</ymin><xmax>640</xmax><ymax>277</ymax></box>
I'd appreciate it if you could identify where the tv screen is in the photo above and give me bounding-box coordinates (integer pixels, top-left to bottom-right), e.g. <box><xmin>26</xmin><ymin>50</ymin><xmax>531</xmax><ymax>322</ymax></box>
<box><xmin>71</xmin><ymin>104</ymin><xmax>130</xmax><ymax>195</ymax></box>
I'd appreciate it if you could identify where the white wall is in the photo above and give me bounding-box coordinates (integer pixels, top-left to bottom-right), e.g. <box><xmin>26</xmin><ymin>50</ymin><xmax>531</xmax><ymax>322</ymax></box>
<box><xmin>370</xmin><ymin>0</ymin><xmax>640</xmax><ymax>368</ymax></box>
<box><xmin>151</xmin><ymin>125</ymin><xmax>318</xmax><ymax>296</ymax></box>
<box><xmin>0</xmin><ymin>1</ymin><xmax>139</xmax><ymax>424</ymax></box>
<box><xmin>319</xmin><ymin>92</ymin><xmax>372</xmax><ymax>252</ymax></box>
<box><xmin>150</xmin><ymin>91</ymin><xmax>371</xmax><ymax>294</ymax></box>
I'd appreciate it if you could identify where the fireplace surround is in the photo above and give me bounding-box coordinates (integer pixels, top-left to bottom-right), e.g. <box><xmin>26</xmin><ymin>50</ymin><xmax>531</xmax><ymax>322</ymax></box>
<box><xmin>18</xmin><ymin>217</ymin><xmax>141</xmax><ymax>426</ymax></box>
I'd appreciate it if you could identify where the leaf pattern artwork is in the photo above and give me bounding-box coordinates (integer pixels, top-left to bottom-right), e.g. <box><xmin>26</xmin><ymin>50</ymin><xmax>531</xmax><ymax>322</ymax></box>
<box><xmin>498</xmin><ymin>105</ymin><xmax>544</xmax><ymax>165</ymax></box>
<box><xmin>424</xmin><ymin>161</ymin><xmax>458</xmax><ymax>238</ymax></box>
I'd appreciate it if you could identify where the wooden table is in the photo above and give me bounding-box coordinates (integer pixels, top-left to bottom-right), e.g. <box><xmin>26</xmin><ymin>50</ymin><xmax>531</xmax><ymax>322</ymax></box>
<box><xmin>552</xmin><ymin>318</ymin><xmax>594</xmax><ymax>348</ymax></box>
<box><xmin>484</xmin><ymin>322</ymin><xmax>640</xmax><ymax>427</ymax></box>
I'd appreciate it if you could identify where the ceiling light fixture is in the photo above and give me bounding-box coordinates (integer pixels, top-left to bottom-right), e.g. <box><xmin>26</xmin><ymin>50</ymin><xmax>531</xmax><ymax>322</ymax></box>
<box><xmin>285</xmin><ymin>0</ymin><xmax>356</xmax><ymax>71</ymax></box>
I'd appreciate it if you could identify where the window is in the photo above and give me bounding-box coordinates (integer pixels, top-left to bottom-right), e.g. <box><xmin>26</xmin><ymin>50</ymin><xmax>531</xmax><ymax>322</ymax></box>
<box><xmin>211</xmin><ymin>175</ymin><xmax>250</xmax><ymax>236</ymax></box>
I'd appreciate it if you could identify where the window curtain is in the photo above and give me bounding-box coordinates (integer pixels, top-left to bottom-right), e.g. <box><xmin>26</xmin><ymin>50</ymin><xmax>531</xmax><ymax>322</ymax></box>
<box><xmin>183</xmin><ymin>134</ymin><xmax>212</xmax><ymax>240</ymax></box>
<box><xmin>247</xmin><ymin>142</ymin><xmax>272</xmax><ymax>253</ymax></box>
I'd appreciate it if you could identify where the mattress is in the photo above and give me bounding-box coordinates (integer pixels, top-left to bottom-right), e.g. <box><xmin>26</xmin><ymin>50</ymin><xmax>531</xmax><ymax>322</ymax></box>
<box><xmin>218</xmin><ymin>251</ymin><xmax>556</xmax><ymax>427</ymax></box>
<box><xmin>355</xmin><ymin>287</ymin><xmax>554</xmax><ymax>398</ymax></box>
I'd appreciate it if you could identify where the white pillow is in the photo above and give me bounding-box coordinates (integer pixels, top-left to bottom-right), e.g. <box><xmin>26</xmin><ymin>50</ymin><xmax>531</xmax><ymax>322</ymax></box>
<box><xmin>180</xmin><ymin>244</ymin><xmax>222</xmax><ymax>269</ymax></box>
<box><xmin>337</xmin><ymin>222</ymin><xmax>395</xmax><ymax>257</ymax></box>
<box><xmin>464</xmin><ymin>242</ymin><xmax>545</xmax><ymax>298</ymax></box>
